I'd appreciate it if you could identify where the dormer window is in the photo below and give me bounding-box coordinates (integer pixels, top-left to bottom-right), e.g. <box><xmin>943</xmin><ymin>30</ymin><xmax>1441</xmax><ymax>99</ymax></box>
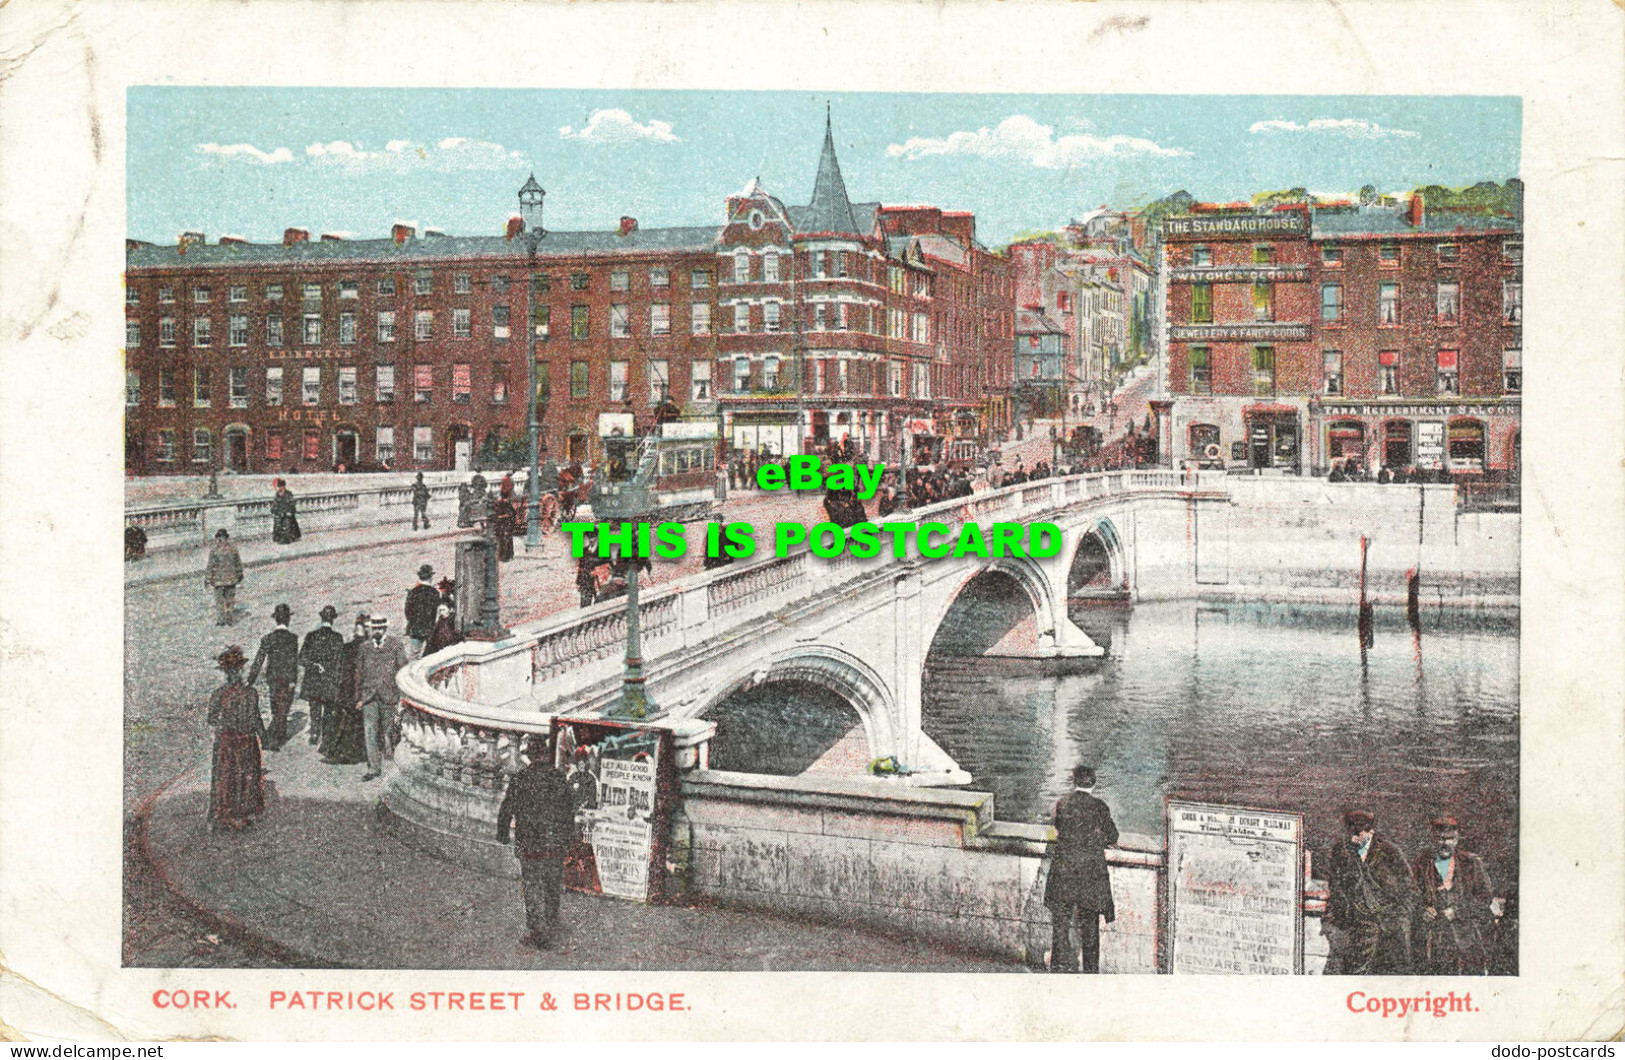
<box><xmin>749</xmin><ymin>210</ymin><xmax>765</xmax><ymax>230</ymax></box>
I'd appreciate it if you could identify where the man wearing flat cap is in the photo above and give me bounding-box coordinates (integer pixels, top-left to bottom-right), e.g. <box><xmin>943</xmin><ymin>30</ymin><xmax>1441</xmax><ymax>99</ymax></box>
<box><xmin>405</xmin><ymin>563</ymin><xmax>441</xmax><ymax>659</ymax></box>
<box><xmin>299</xmin><ymin>606</ymin><xmax>346</xmax><ymax>749</ymax></box>
<box><xmin>1044</xmin><ymin>764</ymin><xmax>1120</xmax><ymax>973</ymax></box>
<box><xmin>1325</xmin><ymin>808</ymin><xmax>1416</xmax><ymax>974</ymax></box>
<box><xmin>497</xmin><ymin>734</ymin><xmax>576</xmax><ymax>950</ymax></box>
<box><xmin>1412</xmin><ymin>816</ymin><xmax>1498</xmax><ymax>975</ymax></box>
<box><xmin>247</xmin><ymin>603</ymin><xmax>300</xmax><ymax>750</ymax></box>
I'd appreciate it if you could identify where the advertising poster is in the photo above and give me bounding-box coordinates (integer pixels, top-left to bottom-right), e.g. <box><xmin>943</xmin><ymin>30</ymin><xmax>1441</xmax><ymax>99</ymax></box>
<box><xmin>1166</xmin><ymin>801</ymin><xmax>1304</xmax><ymax>975</ymax></box>
<box><xmin>552</xmin><ymin>719</ymin><xmax>675</xmax><ymax>904</ymax></box>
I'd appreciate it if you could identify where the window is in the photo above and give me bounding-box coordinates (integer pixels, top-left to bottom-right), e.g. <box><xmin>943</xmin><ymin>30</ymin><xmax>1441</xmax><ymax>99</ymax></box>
<box><xmin>609</xmin><ymin>361</ymin><xmax>629</xmax><ymax>402</ymax></box>
<box><xmin>266</xmin><ymin>316</ymin><xmax>284</xmax><ymax>347</ymax></box>
<box><xmin>1437</xmin><ymin>243</ymin><xmax>1459</xmax><ymax>263</ymax></box>
<box><xmin>377</xmin><ymin>311</ymin><xmax>395</xmax><ymax>343</ymax></box>
<box><xmin>733</xmin><ymin>357</ymin><xmax>750</xmax><ymax>393</ymax></box>
<box><xmin>533</xmin><ymin>303</ymin><xmax>551</xmax><ymax>340</ymax></box>
<box><xmin>226</xmin><ymin>315</ymin><xmax>247</xmax><ymax>346</ymax></box>
<box><xmin>570</xmin><ymin>272</ymin><xmax>589</xmax><ymax>291</ymax></box>
<box><xmin>193</xmin><ymin>286</ymin><xmax>212</xmax><ymax>304</ymax></box>
<box><xmin>690</xmin><ymin>360</ymin><xmax>711</xmax><ymax>401</ymax></box>
<box><xmin>734</xmin><ymin>252</ymin><xmax>751</xmax><ymax>283</ymax></box>
<box><xmin>610</xmin><ymin>304</ymin><xmax>631</xmax><ymax>339</ymax></box>
<box><xmin>330</xmin><ymin>309</ymin><xmax>356</xmax><ymax>346</ymax></box>
<box><xmin>452</xmin><ymin>308</ymin><xmax>471</xmax><ymax>339</ymax></box>
<box><xmin>229</xmin><ymin>367</ymin><xmax>249</xmax><ymax>408</ymax></box>
<box><xmin>610</xmin><ymin>270</ymin><xmax>630</xmax><ymax>292</ymax></box>
<box><xmin>1189</xmin><ymin>346</ymin><xmax>1211</xmax><ymax>394</ymax></box>
<box><xmin>1191</xmin><ymin>246</ymin><xmax>1212</xmax><ymax>267</ymax></box>
<box><xmin>193</xmin><ymin>428</ymin><xmax>212</xmax><ymax>464</ymax></box>
<box><xmin>193</xmin><ymin>367</ymin><xmax>211</xmax><ymax>407</ymax></box>
<box><xmin>158</xmin><ymin>286</ymin><xmax>175</xmax><ymax>304</ymax></box>
<box><xmin>691</xmin><ymin>269</ymin><xmax>710</xmax><ymax>289</ymax></box>
<box><xmin>414</xmin><ymin>310</ymin><xmax>433</xmax><ymax>341</ymax></box>
<box><xmin>764</xmin><ymin>302</ymin><xmax>781</xmax><ymax>333</ymax></box>
<box><xmin>571</xmin><ymin>305</ymin><xmax>589</xmax><ymax>340</ymax></box>
<box><xmin>126</xmin><ymin>320</ymin><xmax>140</xmax><ymax>347</ymax></box>
<box><xmin>570</xmin><ymin>360</ymin><xmax>589</xmax><ymax>399</ymax></box>
<box><xmin>377</xmin><ymin>277</ymin><xmax>396</xmax><ymax>297</ymax></box>
<box><xmin>414</xmin><ymin>364</ymin><xmax>433</xmax><ymax>403</ymax></box>
<box><xmin>1252</xmin><ymin>282</ymin><xmax>1274</xmax><ymax>322</ymax></box>
<box><xmin>265</xmin><ymin>367</ymin><xmax>282</xmax><ymax>407</ymax></box>
<box><xmin>126</xmin><ymin>286</ymin><xmax>139</xmax><ymax>306</ymax></box>
<box><xmin>1448</xmin><ymin>419</ymin><xmax>1485</xmax><ymax>469</ymax></box>
<box><xmin>1321</xmin><ymin>245</ymin><xmax>1344</xmax><ymax>267</ymax></box>
<box><xmin>1189</xmin><ymin>423</ymin><xmax>1220</xmax><ymax>458</ymax></box>
<box><xmin>650</xmin><ymin>303</ymin><xmax>670</xmax><ymax>336</ymax></box>
<box><xmin>763</xmin><ymin>254</ymin><xmax>779</xmax><ymax>283</ymax></box>
<box><xmin>491</xmin><ymin>276</ymin><xmax>511</xmax><ymax>294</ymax></box>
<box><xmin>375</xmin><ymin>364</ymin><xmax>395</xmax><ymax>403</ymax></box>
<box><xmin>302</xmin><ymin>366</ymin><xmax>321</xmax><ymax>406</ymax></box>
<box><xmin>492</xmin><ymin>362</ymin><xmax>508</xmax><ymax>403</ymax></box>
<box><xmin>265</xmin><ymin>430</ymin><xmax>283</xmax><ymax>462</ymax></box>
<box><xmin>1252</xmin><ymin>346</ymin><xmax>1275</xmax><ymax>396</ymax></box>
<box><xmin>911</xmin><ymin>311</ymin><xmax>929</xmax><ymax>343</ymax></box>
<box><xmin>888</xmin><ymin>308</ymin><xmax>906</xmax><ymax>340</ymax></box>
<box><xmin>1321</xmin><ymin>283</ymin><xmax>1344</xmax><ymax>323</ymax></box>
<box><xmin>375</xmin><ymin>426</ymin><xmax>395</xmax><ymax>464</ymax></box>
<box><xmin>888</xmin><ymin>361</ymin><xmax>903</xmax><ymax>397</ymax></box>
<box><xmin>414</xmin><ymin>273</ymin><xmax>432</xmax><ymax>296</ymax></box>
<box><xmin>453</xmin><ymin>273</ymin><xmax>471</xmax><ymax>295</ymax></box>
<box><xmin>1056</xmin><ymin>291</ymin><xmax>1070</xmax><ymax>313</ymax></box>
<box><xmin>414</xmin><ymin>427</ymin><xmax>433</xmax><ymax>463</ymax></box>
<box><xmin>126</xmin><ymin>371</ymin><xmax>140</xmax><ymax>407</ymax></box>
<box><xmin>1436</xmin><ymin>281</ymin><xmax>1460</xmax><ymax>324</ymax></box>
<box><xmin>532</xmin><ymin>274</ymin><xmax>552</xmax><ymax>294</ymax></box>
<box><xmin>913</xmin><ymin>362</ymin><xmax>930</xmax><ymax>400</ymax></box>
<box><xmin>339</xmin><ymin>281</ymin><xmax>358</xmax><ymax>300</ymax></box>
<box><xmin>1436</xmin><ymin>349</ymin><xmax>1459</xmax><ymax>395</ymax></box>
<box><xmin>452</xmin><ymin>363</ymin><xmax>471</xmax><ymax>404</ymax></box>
<box><xmin>158</xmin><ymin>368</ymin><xmax>176</xmax><ymax>407</ymax></box>
<box><xmin>1378</xmin><ymin>283</ymin><xmax>1400</xmax><ymax>325</ymax></box>
<box><xmin>1378</xmin><ymin>351</ymin><xmax>1399</xmax><ymax>395</ymax></box>
<box><xmin>1503</xmin><ymin>348</ymin><xmax>1522</xmax><ymax>393</ymax></box>
<box><xmin>1252</xmin><ymin>245</ymin><xmax>1273</xmax><ymax>265</ymax></box>
<box><xmin>648</xmin><ymin>359</ymin><xmax>669</xmax><ymax>403</ymax></box>
<box><xmin>303</xmin><ymin>428</ymin><xmax>323</xmax><ymax>461</ymax></box>
<box><xmin>303</xmin><ymin>313</ymin><xmax>321</xmax><ymax>345</ymax></box>
<box><xmin>1503</xmin><ymin>279</ymin><xmax>1522</xmax><ymax>324</ymax></box>
<box><xmin>813</xmin><ymin>303</ymin><xmax>827</xmax><ymax>331</ymax></box>
<box><xmin>492</xmin><ymin>305</ymin><xmax>510</xmax><ymax>339</ymax></box>
<box><xmin>1323</xmin><ymin>350</ymin><xmax>1343</xmax><ymax>396</ymax></box>
<box><xmin>338</xmin><ymin>366</ymin><xmax>358</xmax><ymax>405</ymax></box>
<box><xmin>193</xmin><ymin>317</ymin><xmax>212</xmax><ymax>347</ymax></box>
<box><xmin>266</xmin><ymin>284</ymin><xmax>283</xmax><ymax>301</ymax></box>
<box><xmin>763</xmin><ymin>356</ymin><xmax>780</xmax><ymax>390</ymax></box>
<box><xmin>733</xmin><ymin>303</ymin><xmax>750</xmax><ymax>333</ymax></box>
<box><xmin>229</xmin><ymin>285</ymin><xmax>247</xmax><ymax>303</ymax></box>
<box><xmin>160</xmin><ymin>318</ymin><xmax>176</xmax><ymax>347</ymax></box>
<box><xmin>1502</xmin><ymin>241</ymin><xmax>1522</xmax><ymax>265</ymax></box>
<box><xmin>650</xmin><ymin>267</ymin><xmax>669</xmax><ymax>288</ymax></box>
<box><xmin>1190</xmin><ymin>283</ymin><xmax>1213</xmax><ymax>324</ymax></box>
<box><xmin>156</xmin><ymin>429</ymin><xmax>176</xmax><ymax>462</ymax></box>
<box><xmin>1379</xmin><ymin>244</ymin><xmax>1400</xmax><ymax>267</ymax></box>
<box><xmin>888</xmin><ymin>266</ymin><xmax>904</xmax><ymax>293</ymax></box>
<box><xmin>299</xmin><ymin>283</ymin><xmax>320</xmax><ymax>303</ymax></box>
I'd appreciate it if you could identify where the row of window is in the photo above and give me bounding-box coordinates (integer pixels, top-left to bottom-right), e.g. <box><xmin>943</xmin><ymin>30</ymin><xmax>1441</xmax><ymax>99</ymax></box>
<box><xmin>150</xmin><ymin>425</ymin><xmax>436</xmax><ymax>465</ymax></box>
<box><xmin>1185</xmin><ymin>279</ymin><xmax>1523</xmax><ymax>326</ymax></box>
<box><xmin>721</xmin><ymin>249</ymin><xmax>934</xmax><ymax>295</ymax></box>
<box><xmin>125</xmin><ymin>268</ymin><xmax>715</xmax><ymax>306</ymax></box>
<box><xmin>1181</xmin><ymin>240</ymin><xmax>1522</xmax><ymax>268</ymax></box>
<box><xmin>1186</xmin><ymin>344</ymin><xmax>1523</xmax><ymax>397</ymax></box>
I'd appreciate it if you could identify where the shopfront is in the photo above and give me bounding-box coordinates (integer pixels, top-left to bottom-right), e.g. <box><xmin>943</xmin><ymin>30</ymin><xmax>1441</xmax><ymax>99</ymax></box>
<box><xmin>1245</xmin><ymin>408</ymin><xmax>1300</xmax><ymax>471</ymax></box>
<box><xmin>1311</xmin><ymin>402</ymin><xmax>1518</xmax><ymax>476</ymax></box>
<box><xmin>1325</xmin><ymin>420</ymin><xmax>1366</xmax><ymax>468</ymax></box>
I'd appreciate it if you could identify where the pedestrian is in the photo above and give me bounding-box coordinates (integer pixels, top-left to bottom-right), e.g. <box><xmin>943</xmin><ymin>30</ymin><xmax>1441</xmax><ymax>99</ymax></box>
<box><xmin>1043</xmin><ymin>764</ymin><xmax>1120</xmax><ymax>973</ymax></box>
<box><xmin>355</xmin><ymin>615</ymin><xmax>408</xmax><ymax>781</ymax></box>
<box><xmin>1412</xmin><ymin>815</ymin><xmax>1499</xmax><ymax>975</ymax></box>
<box><xmin>247</xmin><ymin>603</ymin><xmax>299</xmax><ymax>750</ymax></box>
<box><xmin>125</xmin><ymin>523</ymin><xmax>149</xmax><ymax>562</ymax></box>
<box><xmin>576</xmin><ymin>533</ymin><xmax>605</xmax><ymax>608</ymax></box>
<box><xmin>1324</xmin><ymin>808</ymin><xmax>1416</xmax><ymax>974</ymax></box>
<box><xmin>270</xmin><ymin>479</ymin><xmax>301</xmax><ymax>544</ymax></box>
<box><xmin>405</xmin><ymin>564</ymin><xmax>440</xmax><ymax>658</ymax></box>
<box><xmin>437</xmin><ymin>576</ymin><xmax>458</xmax><ymax>616</ymax></box>
<box><xmin>492</xmin><ymin>474</ymin><xmax>520</xmax><ymax>562</ymax></box>
<box><xmin>496</xmin><ymin>734</ymin><xmax>577</xmax><ymax>950</ymax></box>
<box><xmin>702</xmin><ymin>517</ymin><xmax>735</xmax><ymax>570</ymax></box>
<box><xmin>298</xmin><ymin>605</ymin><xmax>345</xmax><ymax>748</ymax></box>
<box><xmin>424</xmin><ymin>602</ymin><xmax>463</xmax><ymax>656</ymax></box>
<box><xmin>411</xmin><ymin>471</ymin><xmax>431</xmax><ymax>530</ymax></box>
<box><xmin>204</xmin><ymin>528</ymin><xmax>244</xmax><ymax>626</ymax></box>
<box><xmin>320</xmin><ymin>613</ymin><xmax>369</xmax><ymax>766</ymax></box>
<box><xmin>207</xmin><ymin>645</ymin><xmax>267</xmax><ymax>832</ymax></box>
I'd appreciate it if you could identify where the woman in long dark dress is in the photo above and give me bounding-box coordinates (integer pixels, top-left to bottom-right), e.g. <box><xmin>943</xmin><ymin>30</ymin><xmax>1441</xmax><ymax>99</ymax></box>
<box><xmin>208</xmin><ymin>645</ymin><xmax>267</xmax><ymax>830</ymax></box>
<box><xmin>491</xmin><ymin>474</ymin><xmax>519</xmax><ymax>562</ymax></box>
<box><xmin>270</xmin><ymin>479</ymin><xmax>302</xmax><ymax>544</ymax></box>
<box><xmin>320</xmin><ymin>612</ymin><xmax>368</xmax><ymax>765</ymax></box>
<box><xmin>424</xmin><ymin>603</ymin><xmax>464</xmax><ymax>656</ymax></box>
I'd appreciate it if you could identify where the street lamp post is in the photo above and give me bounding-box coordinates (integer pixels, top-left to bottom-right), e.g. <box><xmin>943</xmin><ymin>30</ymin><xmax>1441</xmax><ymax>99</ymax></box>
<box><xmin>518</xmin><ymin>175</ymin><xmax>546</xmax><ymax>550</ymax></box>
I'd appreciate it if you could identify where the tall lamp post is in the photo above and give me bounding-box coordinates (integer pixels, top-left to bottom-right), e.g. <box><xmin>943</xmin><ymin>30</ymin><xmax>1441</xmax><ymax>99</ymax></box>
<box><xmin>518</xmin><ymin>174</ymin><xmax>547</xmax><ymax>550</ymax></box>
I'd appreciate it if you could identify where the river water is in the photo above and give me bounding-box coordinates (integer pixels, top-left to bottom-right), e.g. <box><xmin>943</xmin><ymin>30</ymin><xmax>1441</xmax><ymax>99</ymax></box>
<box><xmin>922</xmin><ymin>600</ymin><xmax>1520</xmax><ymax>892</ymax></box>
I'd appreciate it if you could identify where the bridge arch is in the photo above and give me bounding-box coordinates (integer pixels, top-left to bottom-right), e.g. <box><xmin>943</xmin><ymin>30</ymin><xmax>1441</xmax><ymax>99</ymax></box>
<box><xmin>925</xmin><ymin>556</ymin><xmax>1058</xmax><ymax>659</ymax></box>
<box><xmin>1068</xmin><ymin>517</ymin><xmax>1130</xmax><ymax>597</ymax></box>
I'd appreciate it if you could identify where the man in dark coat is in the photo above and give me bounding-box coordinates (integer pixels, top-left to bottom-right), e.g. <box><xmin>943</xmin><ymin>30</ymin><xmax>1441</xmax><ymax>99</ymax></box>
<box><xmin>496</xmin><ymin>735</ymin><xmax>577</xmax><ymax>949</ymax></box>
<box><xmin>298</xmin><ymin>605</ymin><xmax>345</xmax><ymax>747</ymax></box>
<box><xmin>1045</xmin><ymin>764</ymin><xmax>1120</xmax><ymax>973</ymax></box>
<box><xmin>411</xmin><ymin>471</ymin><xmax>431</xmax><ymax>530</ymax></box>
<box><xmin>405</xmin><ymin>564</ymin><xmax>440</xmax><ymax>659</ymax></box>
<box><xmin>321</xmin><ymin>613</ymin><xmax>369</xmax><ymax>765</ymax></box>
<box><xmin>1412</xmin><ymin>815</ymin><xmax>1498</xmax><ymax>975</ymax></box>
<box><xmin>247</xmin><ymin>603</ymin><xmax>300</xmax><ymax>749</ymax></box>
<box><xmin>270</xmin><ymin>479</ymin><xmax>301</xmax><ymax>544</ymax></box>
<box><xmin>1325</xmin><ymin>809</ymin><xmax>1416</xmax><ymax>974</ymax></box>
<box><xmin>208</xmin><ymin>645</ymin><xmax>266</xmax><ymax>830</ymax></box>
<box><xmin>491</xmin><ymin>474</ymin><xmax>520</xmax><ymax>562</ymax></box>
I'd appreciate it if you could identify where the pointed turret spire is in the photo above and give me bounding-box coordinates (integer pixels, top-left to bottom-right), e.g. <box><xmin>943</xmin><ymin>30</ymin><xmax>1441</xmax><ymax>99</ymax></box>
<box><xmin>804</xmin><ymin>107</ymin><xmax>861</xmax><ymax>236</ymax></box>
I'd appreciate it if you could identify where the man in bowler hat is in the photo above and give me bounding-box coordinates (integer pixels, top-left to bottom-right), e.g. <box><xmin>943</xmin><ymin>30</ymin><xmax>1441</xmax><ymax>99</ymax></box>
<box><xmin>298</xmin><ymin>605</ymin><xmax>345</xmax><ymax>748</ymax></box>
<box><xmin>247</xmin><ymin>603</ymin><xmax>300</xmax><ymax>749</ymax></box>
<box><xmin>405</xmin><ymin>564</ymin><xmax>441</xmax><ymax>659</ymax></box>
<box><xmin>1045</xmin><ymin>764</ymin><xmax>1120</xmax><ymax>973</ymax></box>
<box><xmin>497</xmin><ymin>734</ymin><xmax>577</xmax><ymax>949</ymax></box>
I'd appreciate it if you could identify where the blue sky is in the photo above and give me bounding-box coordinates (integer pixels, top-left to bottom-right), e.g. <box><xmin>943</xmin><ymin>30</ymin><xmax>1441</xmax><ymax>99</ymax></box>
<box><xmin>128</xmin><ymin>90</ymin><xmax>1520</xmax><ymax>248</ymax></box>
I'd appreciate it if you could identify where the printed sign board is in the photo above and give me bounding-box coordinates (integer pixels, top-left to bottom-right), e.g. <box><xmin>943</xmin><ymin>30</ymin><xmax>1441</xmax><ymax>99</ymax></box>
<box><xmin>1166</xmin><ymin>800</ymin><xmax>1304</xmax><ymax>974</ymax></box>
<box><xmin>1416</xmin><ymin>420</ymin><xmax>1446</xmax><ymax>468</ymax></box>
<box><xmin>552</xmin><ymin>719</ymin><xmax>677</xmax><ymax>903</ymax></box>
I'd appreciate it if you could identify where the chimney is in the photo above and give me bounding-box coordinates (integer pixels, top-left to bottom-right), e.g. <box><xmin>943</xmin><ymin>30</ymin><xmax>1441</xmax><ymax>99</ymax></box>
<box><xmin>424</xmin><ymin>227</ymin><xmax>447</xmax><ymax>238</ymax></box>
<box><xmin>178</xmin><ymin>231</ymin><xmax>205</xmax><ymax>253</ymax></box>
<box><xmin>283</xmin><ymin>227</ymin><xmax>310</xmax><ymax>246</ymax></box>
<box><xmin>506</xmin><ymin>215</ymin><xmax>524</xmax><ymax>240</ymax></box>
<box><xmin>320</xmin><ymin>233</ymin><xmax>344</xmax><ymax>242</ymax></box>
<box><xmin>619</xmin><ymin>216</ymin><xmax>638</xmax><ymax>236</ymax></box>
<box><xmin>392</xmin><ymin>223</ymin><xmax>415</xmax><ymax>244</ymax></box>
<box><xmin>218</xmin><ymin>235</ymin><xmax>247</xmax><ymax>246</ymax></box>
<box><xmin>1408</xmin><ymin>192</ymin><xmax>1425</xmax><ymax>228</ymax></box>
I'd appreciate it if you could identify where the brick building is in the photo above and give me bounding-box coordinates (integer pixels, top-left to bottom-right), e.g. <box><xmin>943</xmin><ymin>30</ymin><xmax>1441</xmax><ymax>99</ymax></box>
<box><xmin>124</xmin><ymin>115</ymin><xmax>1014</xmax><ymax>475</ymax></box>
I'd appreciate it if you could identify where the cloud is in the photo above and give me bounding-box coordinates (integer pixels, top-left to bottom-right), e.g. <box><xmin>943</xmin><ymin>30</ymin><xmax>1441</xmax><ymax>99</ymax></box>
<box><xmin>1249</xmin><ymin>118</ymin><xmax>1419</xmax><ymax>139</ymax></box>
<box><xmin>304</xmin><ymin>137</ymin><xmax>526</xmax><ymax>171</ymax></box>
<box><xmin>196</xmin><ymin>142</ymin><xmax>294</xmax><ymax>165</ymax></box>
<box><xmin>886</xmin><ymin>115</ymin><xmax>1187</xmax><ymax>167</ymax></box>
<box><xmin>558</xmin><ymin>108</ymin><xmax>679</xmax><ymax>145</ymax></box>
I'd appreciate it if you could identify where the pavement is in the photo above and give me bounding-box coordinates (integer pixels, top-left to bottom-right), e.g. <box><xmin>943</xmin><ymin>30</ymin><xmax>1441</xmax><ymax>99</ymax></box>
<box><xmin>131</xmin><ymin>712</ymin><xmax>1023</xmax><ymax>972</ymax></box>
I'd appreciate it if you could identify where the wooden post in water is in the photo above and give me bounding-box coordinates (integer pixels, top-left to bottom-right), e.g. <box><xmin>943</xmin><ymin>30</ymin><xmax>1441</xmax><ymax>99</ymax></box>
<box><xmin>1358</xmin><ymin>535</ymin><xmax>1375</xmax><ymax>649</ymax></box>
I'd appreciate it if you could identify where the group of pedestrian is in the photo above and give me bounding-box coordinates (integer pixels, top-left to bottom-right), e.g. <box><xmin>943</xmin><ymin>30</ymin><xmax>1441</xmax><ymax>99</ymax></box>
<box><xmin>1329</xmin><ymin>460</ymin><xmax>1457</xmax><ymax>485</ymax></box>
<box><xmin>573</xmin><ymin>531</ymin><xmax>651</xmax><ymax>608</ymax></box>
<box><xmin>1323</xmin><ymin>808</ymin><xmax>1510</xmax><ymax>975</ymax></box>
<box><xmin>904</xmin><ymin>465</ymin><xmax>974</xmax><ymax>508</ymax></box>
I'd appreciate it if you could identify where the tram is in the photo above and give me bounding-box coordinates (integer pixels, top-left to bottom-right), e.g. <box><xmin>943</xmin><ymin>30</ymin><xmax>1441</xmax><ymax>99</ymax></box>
<box><xmin>590</xmin><ymin>417</ymin><xmax>722</xmax><ymax>524</ymax></box>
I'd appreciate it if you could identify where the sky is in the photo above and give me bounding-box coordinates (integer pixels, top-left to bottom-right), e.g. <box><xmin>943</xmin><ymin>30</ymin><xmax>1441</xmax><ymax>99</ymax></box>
<box><xmin>128</xmin><ymin>89</ymin><xmax>1521</xmax><ymax>248</ymax></box>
